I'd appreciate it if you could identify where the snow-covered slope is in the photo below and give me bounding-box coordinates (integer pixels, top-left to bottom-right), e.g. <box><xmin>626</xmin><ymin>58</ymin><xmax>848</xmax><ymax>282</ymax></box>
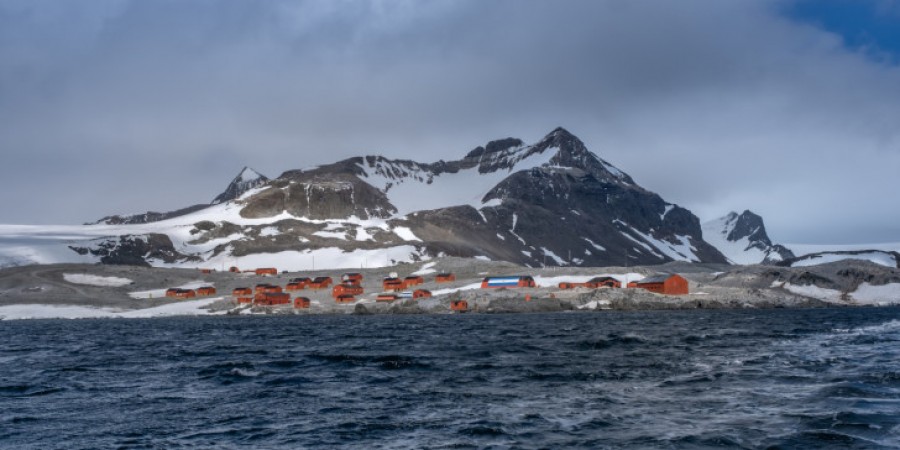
<box><xmin>702</xmin><ymin>211</ymin><xmax>794</xmax><ymax>265</ymax></box>
<box><xmin>785</xmin><ymin>250</ymin><xmax>900</xmax><ymax>269</ymax></box>
<box><xmin>358</xmin><ymin>146</ymin><xmax>556</xmax><ymax>216</ymax></box>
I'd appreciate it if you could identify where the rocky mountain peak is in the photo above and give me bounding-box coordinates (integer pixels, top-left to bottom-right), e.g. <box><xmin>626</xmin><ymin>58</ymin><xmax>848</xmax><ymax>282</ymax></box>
<box><xmin>726</xmin><ymin>210</ymin><xmax>771</xmax><ymax>245</ymax></box>
<box><xmin>212</xmin><ymin>166</ymin><xmax>270</xmax><ymax>204</ymax></box>
<box><xmin>703</xmin><ymin>210</ymin><xmax>795</xmax><ymax>265</ymax></box>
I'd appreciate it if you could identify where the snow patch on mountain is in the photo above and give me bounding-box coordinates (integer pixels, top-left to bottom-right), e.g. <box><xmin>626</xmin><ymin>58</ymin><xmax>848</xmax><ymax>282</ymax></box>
<box><xmin>357</xmin><ymin>146</ymin><xmax>557</xmax><ymax>216</ymax></box>
<box><xmin>790</xmin><ymin>251</ymin><xmax>898</xmax><ymax>268</ymax></box>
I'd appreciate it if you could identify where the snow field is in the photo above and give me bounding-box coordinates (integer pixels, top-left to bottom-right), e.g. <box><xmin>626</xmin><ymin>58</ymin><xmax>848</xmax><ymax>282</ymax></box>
<box><xmin>63</xmin><ymin>274</ymin><xmax>133</xmax><ymax>287</ymax></box>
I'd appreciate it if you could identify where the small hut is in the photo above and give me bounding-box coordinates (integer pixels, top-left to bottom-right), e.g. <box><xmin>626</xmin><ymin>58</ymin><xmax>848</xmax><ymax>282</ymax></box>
<box><xmin>450</xmin><ymin>300</ymin><xmax>468</xmax><ymax>311</ymax></box>
<box><xmin>435</xmin><ymin>273</ymin><xmax>456</xmax><ymax>283</ymax></box>
<box><xmin>233</xmin><ymin>287</ymin><xmax>252</xmax><ymax>296</ymax></box>
<box><xmin>308</xmin><ymin>277</ymin><xmax>333</xmax><ymax>289</ymax></box>
<box><xmin>376</xmin><ymin>293</ymin><xmax>399</xmax><ymax>302</ymax></box>
<box><xmin>382</xmin><ymin>277</ymin><xmax>404</xmax><ymax>292</ymax></box>
<box><xmin>341</xmin><ymin>273</ymin><xmax>364</xmax><ymax>285</ymax></box>
<box><xmin>294</xmin><ymin>297</ymin><xmax>311</xmax><ymax>309</ymax></box>
<box><xmin>403</xmin><ymin>275</ymin><xmax>424</xmax><ymax>288</ymax></box>
<box><xmin>255</xmin><ymin>268</ymin><xmax>278</xmax><ymax>276</ymax></box>
<box><xmin>196</xmin><ymin>286</ymin><xmax>216</xmax><ymax>296</ymax></box>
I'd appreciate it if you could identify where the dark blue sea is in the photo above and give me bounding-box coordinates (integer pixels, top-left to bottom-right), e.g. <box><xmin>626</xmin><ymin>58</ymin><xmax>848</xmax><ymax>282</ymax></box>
<box><xmin>2</xmin><ymin>308</ymin><xmax>900</xmax><ymax>449</ymax></box>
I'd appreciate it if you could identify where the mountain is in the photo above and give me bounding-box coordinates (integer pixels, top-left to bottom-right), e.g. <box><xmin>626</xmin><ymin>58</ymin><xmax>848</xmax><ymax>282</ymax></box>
<box><xmin>212</xmin><ymin>167</ymin><xmax>269</xmax><ymax>204</ymax></box>
<box><xmin>91</xmin><ymin>167</ymin><xmax>268</xmax><ymax>225</ymax></box>
<box><xmin>2</xmin><ymin>128</ymin><xmax>730</xmax><ymax>270</ymax></box>
<box><xmin>702</xmin><ymin>210</ymin><xmax>795</xmax><ymax>265</ymax></box>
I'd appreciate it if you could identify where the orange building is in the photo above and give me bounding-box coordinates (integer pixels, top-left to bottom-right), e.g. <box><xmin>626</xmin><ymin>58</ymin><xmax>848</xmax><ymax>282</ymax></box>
<box><xmin>382</xmin><ymin>277</ymin><xmax>404</xmax><ymax>292</ymax></box>
<box><xmin>332</xmin><ymin>284</ymin><xmax>364</xmax><ymax>297</ymax></box>
<box><xmin>173</xmin><ymin>289</ymin><xmax>196</xmax><ymax>299</ymax></box>
<box><xmin>376</xmin><ymin>293</ymin><xmax>399</xmax><ymax>302</ymax></box>
<box><xmin>633</xmin><ymin>274</ymin><xmax>689</xmax><ymax>295</ymax></box>
<box><xmin>294</xmin><ymin>297</ymin><xmax>311</xmax><ymax>309</ymax></box>
<box><xmin>255</xmin><ymin>268</ymin><xmax>278</xmax><ymax>276</ymax></box>
<box><xmin>450</xmin><ymin>300</ymin><xmax>468</xmax><ymax>311</ymax></box>
<box><xmin>341</xmin><ymin>273</ymin><xmax>363</xmax><ymax>284</ymax></box>
<box><xmin>308</xmin><ymin>277</ymin><xmax>333</xmax><ymax>289</ymax></box>
<box><xmin>435</xmin><ymin>273</ymin><xmax>456</xmax><ymax>283</ymax></box>
<box><xmin>403</xmin><ymin>276</ymin><xmax>424</xmax><ymax>288</ymax></box>
<box><xmin>255</xmin><ymin>284</ymin><xmax>282</xmax><ymax>294</ymax></box>
<box><xmin>255</xmin><ymin>292</ymin><xmax>290</xmax><ymax>305</ymax></box>
<box><xmin>233</xmin><ymin>287</ymin><xmax>252</xmax><ymax>296</ymax></box>
<box><xmin>196</xmin><ymin>286</ymin><xmax>216</xmax><ymax>296</ymax></box>
<box><xmin>412</xmin><ymin>289</ymin><xmax>432</xmax><ymax>299</ymax></box>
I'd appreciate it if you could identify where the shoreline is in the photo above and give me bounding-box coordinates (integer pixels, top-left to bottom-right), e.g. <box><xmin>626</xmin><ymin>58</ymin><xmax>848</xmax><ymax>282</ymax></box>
<box><xmin>1</xmin><ymin>257</ymin><xmax>898</xmax><ymax>321</ymax></box>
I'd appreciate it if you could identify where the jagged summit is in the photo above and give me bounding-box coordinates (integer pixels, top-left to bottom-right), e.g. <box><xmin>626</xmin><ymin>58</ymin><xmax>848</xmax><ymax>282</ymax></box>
<box><xmin>702</xmin><ymin>210</ymin><xmax>795</xmax><ymax>265</ymax></box>
<box><xmin>212</xmin><ymin>166</ymin><xmax>269</xmax><ymax>204</ymax></box>
<box><xmin>92</xmin><ymin>166</ymin><xmax>270</xmax><ymax>225</ymax></box>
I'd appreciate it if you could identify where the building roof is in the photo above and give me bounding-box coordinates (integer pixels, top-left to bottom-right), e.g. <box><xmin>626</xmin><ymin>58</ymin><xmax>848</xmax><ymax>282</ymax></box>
<box><xmin>588</xmin><ymin>276</ymin><xmax>619</xmax><ymax>283</ymax></box>
<box><xmin>637</xmin><ymin>274</ymin><xmax>677</xmax><ymax>284</ymax></box>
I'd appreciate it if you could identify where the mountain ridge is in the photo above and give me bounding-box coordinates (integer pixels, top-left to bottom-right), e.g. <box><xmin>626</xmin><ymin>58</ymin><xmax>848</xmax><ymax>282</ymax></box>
<box><xmin>44</xmin><ymin>127</ymin><xmax>733</xmax><ymax>269</ymax></box>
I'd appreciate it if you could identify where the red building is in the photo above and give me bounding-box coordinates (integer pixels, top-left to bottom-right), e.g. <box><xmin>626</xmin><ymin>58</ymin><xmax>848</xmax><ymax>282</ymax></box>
<box><xmin>633</xmin><ymin>274</ymin><xmax>689</xmax><ymax>295</ymax></box>
<box><xmin>435</xmin><ymin>273</ymin><xmax>456</xmax><ymax>283</ymax></box>
<box><xmin>450</xmin><ymin>300</ymin><xmax>468</xmax><ymax>311</ymax></box>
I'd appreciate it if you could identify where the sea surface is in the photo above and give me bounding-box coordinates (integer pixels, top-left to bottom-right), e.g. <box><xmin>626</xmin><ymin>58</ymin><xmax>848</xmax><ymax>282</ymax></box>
<box><xmin>2</xmin><ymin>307</ymin><xmax>900</xmax><ymax>449</ymax></box>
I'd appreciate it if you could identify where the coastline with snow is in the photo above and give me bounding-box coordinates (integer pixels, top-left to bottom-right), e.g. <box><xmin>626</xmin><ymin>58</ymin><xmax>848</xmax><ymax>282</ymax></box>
<box><xmin>1</xmin><ymin>256</ymin><xmax>899</xmax><ymax>321</ymax></box>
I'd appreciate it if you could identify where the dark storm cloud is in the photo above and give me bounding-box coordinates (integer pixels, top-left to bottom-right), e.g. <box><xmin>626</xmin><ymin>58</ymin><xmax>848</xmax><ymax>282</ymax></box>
<box><xmin>1</xmin><ymin>0</ymin><xmax>899</xmax><ymax>243</ymax></box>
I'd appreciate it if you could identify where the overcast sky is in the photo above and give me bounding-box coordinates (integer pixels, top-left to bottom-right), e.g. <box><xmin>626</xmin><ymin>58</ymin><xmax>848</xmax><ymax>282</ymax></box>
<box><xmin>2</xmin><ymin>0</ymin><xmax>899</xmax><ymax>244</ymax></box>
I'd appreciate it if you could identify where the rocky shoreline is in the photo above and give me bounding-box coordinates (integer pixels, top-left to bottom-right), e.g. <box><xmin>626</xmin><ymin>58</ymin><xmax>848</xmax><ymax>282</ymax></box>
<box><xmin>0</xmin><ymin>257</ymin><xmax>897</xmax><ymax>320</ymax></box>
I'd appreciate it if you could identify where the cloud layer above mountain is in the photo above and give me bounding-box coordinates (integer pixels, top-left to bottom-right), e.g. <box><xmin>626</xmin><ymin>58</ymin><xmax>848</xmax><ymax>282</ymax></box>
<box><xmin>2</xmin><ymin>0</ymin><xmax>899</xmax><ymax>243</ymax></box>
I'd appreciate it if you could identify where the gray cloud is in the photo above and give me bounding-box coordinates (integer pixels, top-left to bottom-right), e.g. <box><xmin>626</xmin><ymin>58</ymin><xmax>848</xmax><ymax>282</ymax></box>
<box><xmin>1</xmin><ymin>0</ymin><xmax>898</xmax><ymax>243</ymax></box>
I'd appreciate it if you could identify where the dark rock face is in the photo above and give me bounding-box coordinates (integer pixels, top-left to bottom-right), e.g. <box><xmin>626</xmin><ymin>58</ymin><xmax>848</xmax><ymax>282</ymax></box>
<box><xmin>240</xmin><ymin>173</ymin><xmax>395</xmax><ymax>220</ymax></box>
<box><xmin>70</xmin><ymin>234</ymin><xmax>198</xmax><ymax>266</ymax></box>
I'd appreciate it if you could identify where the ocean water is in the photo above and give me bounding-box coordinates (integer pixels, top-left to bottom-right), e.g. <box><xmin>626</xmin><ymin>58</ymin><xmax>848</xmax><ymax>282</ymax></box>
<box><xmin>1</xmin><ymin>308</ymin><xmax>899</xmax><ymax>449</ymax></box>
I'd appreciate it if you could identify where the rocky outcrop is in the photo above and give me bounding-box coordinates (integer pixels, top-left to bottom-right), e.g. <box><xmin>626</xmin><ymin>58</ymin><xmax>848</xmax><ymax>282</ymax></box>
<box><xmin>70</xmin><ymin>234</ymin><xmax>198</xmax><ymax>266</ymax></box>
